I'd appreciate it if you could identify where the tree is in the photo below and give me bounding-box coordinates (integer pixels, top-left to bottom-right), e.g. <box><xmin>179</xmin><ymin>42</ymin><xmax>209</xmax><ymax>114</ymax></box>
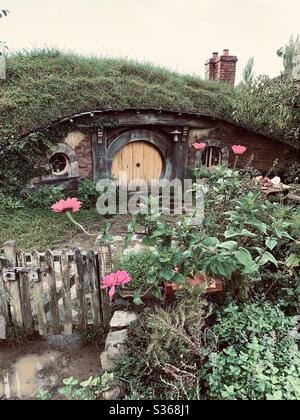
<box><xmin>242</xmin><ymin>57</ymin><xmax>254</xmax><ymax>84</ymax></box>
<box><xmin>277</xmin><ymin>35</ymin><xmax>300</xmax><ymax>75</ymax></box>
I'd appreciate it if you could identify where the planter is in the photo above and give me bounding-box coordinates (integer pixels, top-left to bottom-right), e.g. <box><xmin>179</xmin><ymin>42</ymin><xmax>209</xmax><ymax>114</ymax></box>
<box><xmin>165</xmin><ymin>275</ymin><xmax>223</xmax><ymax>297</ymax></box>
<box><xmin>120</xmin><ymin>287</ymin><xmax>158</xmax><ymax>301</ymax></box>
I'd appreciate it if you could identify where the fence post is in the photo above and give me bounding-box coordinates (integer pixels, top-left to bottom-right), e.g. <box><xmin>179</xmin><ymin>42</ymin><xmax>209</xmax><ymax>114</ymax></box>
<box><xmin>98</xmin><ymin>243</ymin><xmax>113</xmax><ymax>332</ymax></box>
<box><xmin>3</xmin><ymin>241</ymin><xmax>23</xmax><ymax>328</ymax></box>
<box><xmin>17</xmin><ymin>250</ymin><xmax>33</xmax><ymax>336</ymax></box>
<box><xmin>0</xmin><ymin>257</ymin><xmax>8</xmax><ymax>339</ymax></box>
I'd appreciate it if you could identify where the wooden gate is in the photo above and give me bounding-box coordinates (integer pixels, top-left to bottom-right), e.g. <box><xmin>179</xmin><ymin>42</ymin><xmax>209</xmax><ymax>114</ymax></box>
<box><xmin>0</xmin><ymin>241</ymin><xmax>112</xmax><ymax>339</ymax></box>
<box><xmin>111</xmin><ymin>141</ymin><xmax>163</xmax><ymax>185</ymax></box>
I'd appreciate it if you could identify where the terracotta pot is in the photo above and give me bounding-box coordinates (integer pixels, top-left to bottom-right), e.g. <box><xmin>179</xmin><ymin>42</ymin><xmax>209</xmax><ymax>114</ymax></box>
<box><xmin>165</xmin><ymin>275</ymin><xmax>223</xmax><ymax>297</ymax></box>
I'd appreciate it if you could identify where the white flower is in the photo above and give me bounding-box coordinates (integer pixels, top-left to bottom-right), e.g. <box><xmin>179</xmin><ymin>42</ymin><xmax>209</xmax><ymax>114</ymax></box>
<box><xmin>271</xmin><ymin>176</ymin><xmax>281</xmax><ymax>186</ymax></box>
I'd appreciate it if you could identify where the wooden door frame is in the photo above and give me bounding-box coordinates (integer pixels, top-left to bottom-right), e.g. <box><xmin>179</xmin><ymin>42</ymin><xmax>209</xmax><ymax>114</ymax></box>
<box><xmin>92</xmin><ymin>128</ymin><xmax>189</xmax><ymax>182</ymax></box>
<box><xmin>109</xmin><ymin>129</ymin><xmax>174</xmax><ymax>180</ymax></box>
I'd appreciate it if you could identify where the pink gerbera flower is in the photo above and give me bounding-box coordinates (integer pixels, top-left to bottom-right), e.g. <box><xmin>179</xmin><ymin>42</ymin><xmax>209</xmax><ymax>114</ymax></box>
<box><xmin>51</xmin><ymin>198</ymin><xmax>83</xmax><ymax>214</ymax></box>
<box><xmin>232</xmin><ymin>145</ymin><xmax>247</xmax><ymax>155</ymax></box>
<box><xmin>101</xmin><ymin>271</ymin><xmax>131</xmax><ymax>298</ymax></box>
<box><xmin>192</xmin><ymin>142</ymin><xmax>206</xmax><ymax>150</ymax></box>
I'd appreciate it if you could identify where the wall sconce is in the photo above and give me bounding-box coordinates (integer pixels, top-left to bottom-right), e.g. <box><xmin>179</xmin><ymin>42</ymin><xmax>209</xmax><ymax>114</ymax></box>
<box><xmin>171</xmin><ymin>130</ymin><xmax>182</xmax><ymax>142</ymax></box>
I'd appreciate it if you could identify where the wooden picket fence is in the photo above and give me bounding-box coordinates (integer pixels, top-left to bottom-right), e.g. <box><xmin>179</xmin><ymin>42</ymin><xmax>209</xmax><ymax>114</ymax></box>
<box><xmin>0</xmin><ymin>241</ymin><xmax>113</xmax><ymax>338</ymax></box>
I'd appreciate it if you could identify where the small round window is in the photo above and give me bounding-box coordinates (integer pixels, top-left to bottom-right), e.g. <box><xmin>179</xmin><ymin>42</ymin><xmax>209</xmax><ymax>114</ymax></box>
<box><xmin>202</xmin><ymin>146</ymin><xmax>222</xmax><ymax>168</ymax></box>
<box><xmin>49</xmin><ymin>153</ymin><xmax>70</xmax><ymax>176</ymax></box>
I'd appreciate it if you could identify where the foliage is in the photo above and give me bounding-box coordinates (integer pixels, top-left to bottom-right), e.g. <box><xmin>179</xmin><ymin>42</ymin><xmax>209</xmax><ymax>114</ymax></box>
<box><xmin>277</xmin><ymin>35</ymin><xmax>300</xmax><ymax>75</ymax></box>
<box><xmin>0</xmin><ymin>192</ymin><xmax>25</xmax><ymax>211</ymax></box>
<box><xmin>23</xmin><ymin>185</ymin><xmax>65</xmax><ymax>208</ymax></box>
<box><xmin>58</xmin><ymin>373</ymin><xmax>114</xmax><ymax>400</ymax></box>
<box><xmin>210</xmin><ymin>302</ymin><xmax>296</xmax><ymax>349</ymax></box>
<box><xmin>36</xmin><ymin>373</ymin><xmax>114</xmax><ymax>400</ymax></box>
<box><xmin>125</xmin><ymin>167</ymin><xmax>298</xmax><ymax>302</ymax></box>
<box><xmin>204</xmin><ymin>302</ymin><xmax>300</xmax><ymax>400</ymax></box>
<box><xmin>283</xmin><ymin>162</ymin><xmax>300</xmax><ymax>184</ymax></box>
<box><xmin>113</xmin><ymin>250</ymin><xmax>160</xmax><ymax>289</ymax></box>
<box><xmin>205</xmin><ymin>337</ymin><xmax>300</xmax><ymax>400</ymax></box>
<box><xmin>116</xmin><ymin>285</ymin><xmax>212</xmax><ymax>399</ymax></box>
<box><xmin>234</xmin><ymin>75</ymin><xmax>300</xmax><ymax>142</ymax></box>
<box><xmin>242</xmin><ymin>57</ymin><xmax>254</xmax><ymax>84</ymax></box>
<box><xmin>77</xmin><ymin>179</ymin><xmax>99</xmax><ymax>209</ymax></box>
<box><xmin>36</xmin><ymin>390</ymin><xmax>52</xmax><ymax>401</ymax></box>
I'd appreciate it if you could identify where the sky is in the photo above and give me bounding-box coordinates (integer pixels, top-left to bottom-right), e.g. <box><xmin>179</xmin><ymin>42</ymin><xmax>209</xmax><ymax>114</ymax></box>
<box><xmin>1</xmin><ymin>0</ymin><xmax>300</xmax><ymax>82</ymax></box>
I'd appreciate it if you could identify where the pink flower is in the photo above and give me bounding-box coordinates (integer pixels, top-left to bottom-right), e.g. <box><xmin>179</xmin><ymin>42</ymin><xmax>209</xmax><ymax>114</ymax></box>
<box><xmin>232</xmin><ymin>145</ymin><xmax>247</xmax><ymax>155</ymax></box>
<box><xmin>192</xmin><ymin>142</ymin><xmax>206</xmax><ymax>150</ymax></box>
<box><xmin>51</xmin><ymin>198</ymin><xmax>83</xmax><ymax>214</ymax></box>
<box><xmin>101</xmin><ymin>271</ymin><xmax>131</xmax><ymax>298</ymax></box>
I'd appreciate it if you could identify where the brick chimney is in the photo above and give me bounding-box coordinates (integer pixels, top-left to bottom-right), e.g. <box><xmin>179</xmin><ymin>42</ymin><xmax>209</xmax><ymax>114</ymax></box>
<box><xmin>205</xmin><ymin>49</ymin><xmax>238</xmax><ymax>85</ymax></box>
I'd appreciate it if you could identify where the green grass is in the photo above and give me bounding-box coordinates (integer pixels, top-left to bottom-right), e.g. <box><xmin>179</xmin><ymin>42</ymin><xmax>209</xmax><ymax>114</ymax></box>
<box><xmin>0</xmin><ymin>48</ymin><xmax>236</xmax><ymax>142</ymax></box>
<box><xmin>0</xmin><ymin>207</ymin><xmax>101</xmax><ymax>251</ymax></box>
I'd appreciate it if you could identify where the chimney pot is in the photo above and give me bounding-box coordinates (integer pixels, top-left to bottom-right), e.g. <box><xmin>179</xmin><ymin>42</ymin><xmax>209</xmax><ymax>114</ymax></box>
<box><xmin>205</xmin><ymin>49</ymin><xmax>238</xmax><ymax>85</ymax></box>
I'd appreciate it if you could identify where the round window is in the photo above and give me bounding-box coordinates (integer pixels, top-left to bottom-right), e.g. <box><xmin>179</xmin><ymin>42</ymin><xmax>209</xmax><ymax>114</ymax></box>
<box><xmin>202</xmin><ymin>146</ymin><xmax>222</xmax><ymax>168</ymax></box>
<box><xmin>49</xmin><ymin>153</ymin><xmax>70</xmax><ymax>175</ymax></box>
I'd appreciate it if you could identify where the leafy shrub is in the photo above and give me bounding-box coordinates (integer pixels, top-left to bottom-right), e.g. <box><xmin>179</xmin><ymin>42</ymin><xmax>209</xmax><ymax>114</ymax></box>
<box><xmin>283</xmin><ymin>162</ymin><xmax>300</xmax><ymax>184</ymax></box>
<box><xmin>77</xmin><ymin>179</ymin><xmax>99</xmax><ymax>209</ymax></box>
<box><xmin>114</xmin><ymin>250</ymin><xmax>160</xmax><ymax>289</ymax></box>
<box><xmin>116</xmin><ymin>285</ymin><xmax>212</xmax><ymax>399</ymax></box>
<box><xmin>0</xmin><ymin>193</ymin><xmax>25</xmax><ymax>211</ymax></box>
<box><xmin>211</xmin><ymin>302</ymin><xmax>296</xmax><ymax>350</ymax></box>
<box><xmin>205</xmin><ymin>337</ymin><xmax>300</xmax><ymax>400</ymax></box>
<box><xmin>203</xmin><ymin>302</ymin><xmax>300</xmax><ymax>400</ymax></box>
<box><xmin>23</xmin><ymin>185</ymin><xmax>64</xmax><ymax>208</ymax></box>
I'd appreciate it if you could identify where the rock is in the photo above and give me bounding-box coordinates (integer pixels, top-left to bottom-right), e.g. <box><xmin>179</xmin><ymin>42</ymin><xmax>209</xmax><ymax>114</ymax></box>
<box><xmin>117</xmin><ymin>344</ymin><xmax>127</xmax><ymax>356</ymax></box>
<box><xmin>110</xmin><ymin>311</ymin><xmax>138</xmax><ymax>329</ymax></box>
<box><xmin>102</xmin><ymin>385</ymin><xmax>121</xmax><ymax>400</ymax></box>
<box><xmin>107</xmin><ymin>346</ymin><xmax>122</xmax><ymax>360</ymax></box>
<box><xmin>105</xmin><ymin>329</ymin><xmax>128</xmax><ymax>350</ymax></box>
<box><xmin>100</xmin><ymin>351</ymin><xmax>117</xmax><ymax>371</ymax></box>
<box><xmin>123</xmin><ymin>244</ymin><xmax>143</xmax><ymax>255</ymax></box>
<box><xmin>0</xmin><ymin>316</ymin><xmax>6</xmax><ymax>340</ymax></box>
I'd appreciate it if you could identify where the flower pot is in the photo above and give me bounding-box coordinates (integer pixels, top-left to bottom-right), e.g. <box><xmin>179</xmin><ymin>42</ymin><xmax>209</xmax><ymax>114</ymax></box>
<box><xmin>164</xmin><ymin>275</ymin><xmax>223</xmax><ymax>297</ymax></box>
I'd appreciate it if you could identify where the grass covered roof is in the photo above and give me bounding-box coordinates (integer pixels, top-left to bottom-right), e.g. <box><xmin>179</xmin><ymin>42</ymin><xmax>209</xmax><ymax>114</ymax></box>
<box><xmin>0</xmin><ymin>49</ymin><xmax>299</xmax><ymax>145</ymax></box>
<box><xmin>0</xmin><ymin>48</ymin><xmax>245</xmax><ymax>140</ymax></box>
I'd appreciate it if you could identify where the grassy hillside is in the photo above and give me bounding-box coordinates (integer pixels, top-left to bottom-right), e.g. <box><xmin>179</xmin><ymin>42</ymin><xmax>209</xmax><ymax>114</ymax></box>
<box><xmin>0</xmin><ymin>49</ymin><xmax>237</xmax><ymax>141</ymax></box>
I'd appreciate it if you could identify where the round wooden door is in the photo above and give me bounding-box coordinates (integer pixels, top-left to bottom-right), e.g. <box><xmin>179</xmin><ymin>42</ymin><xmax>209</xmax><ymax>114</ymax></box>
<box><xmin>111</xmin><ymin>141</ymin><xmax>163</xmax><ymax>185</ymax></box>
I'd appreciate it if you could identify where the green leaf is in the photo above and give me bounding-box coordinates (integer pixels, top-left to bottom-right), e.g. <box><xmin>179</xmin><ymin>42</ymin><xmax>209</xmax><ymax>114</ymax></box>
<box><xmin>123</xmin><ymin>232</ymin><xmax>133</xmax><ymax>249</ymax></box>
<box><xmin>225</xmin><ymin>228</ymin><xmax>256</xmax><ymax>239</ymax></box>
<box><xmin>217</xmin><ymin>241</ymin><xmax>238</xmax><ymax>251</ymax></box>
<box><xmin>258</xmin><ymin>251</ymin><xmax>278</xmax><ymax>267</ymax></box>
<box><xmin>172</xmin><ymin>272</ymin><xmax>186</xmax><ymax>284</ymax></box>
<box><xmin>80</xmin><ymin>377</ymin><xmax>93</xmax><ymax>387</ymax></box>
<box><xmin>286</xmin><ymin>253</ymin><xmax>300</xmax><ymax>268</ymax></box>
<box><xmin>245</xmin><ymin>218</ymin><xmax>268</xmax><ymax>234</ymax></box>
<box><xmin>160</xmin><ymin>268</ymin><xmax>175</xmax><ymax>281</ymax></box>
<box><xmin>234</xmin><ymin>248</ymin><xmax>254</xmax><ymax>267</ymax></box>
<box><xmin>133</xmin><ymin>296</ymin><xmax>144</xmax><ymax>305</ymax></box>
<box><xmin>265</xmin><ymin>238</ymin><xmax>278</xmax><ymax>251</ymax></box>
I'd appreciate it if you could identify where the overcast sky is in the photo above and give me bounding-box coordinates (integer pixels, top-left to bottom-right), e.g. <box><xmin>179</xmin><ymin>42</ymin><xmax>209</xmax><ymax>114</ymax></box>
<box><xmin>1</xmin><ymin>0</ymin><xmax>299</xmax><ymax>82</ymax></box>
